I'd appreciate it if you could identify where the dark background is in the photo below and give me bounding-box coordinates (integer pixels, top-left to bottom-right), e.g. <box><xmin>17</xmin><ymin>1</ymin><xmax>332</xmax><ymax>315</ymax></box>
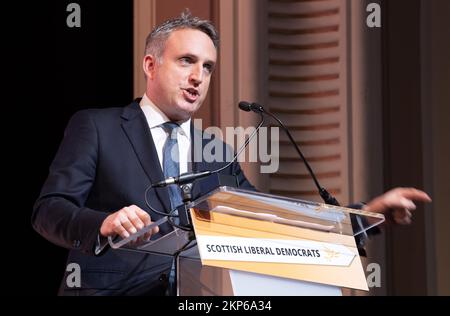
<box><xmin>15</xmin><ymin>1</ymin><xmax>133</xmax><ymax>294</ymax></box>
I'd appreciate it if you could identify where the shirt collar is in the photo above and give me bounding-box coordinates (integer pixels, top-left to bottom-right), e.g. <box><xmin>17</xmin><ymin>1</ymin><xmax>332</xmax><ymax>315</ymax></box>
<box><xmin>139</xmin><ymin>94</ymin><xmax>191</xmax><ymax>139</ymax></box>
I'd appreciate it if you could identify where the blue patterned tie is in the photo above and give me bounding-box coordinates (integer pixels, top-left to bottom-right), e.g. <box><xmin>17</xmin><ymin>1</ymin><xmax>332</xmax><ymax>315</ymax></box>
<box><xmin>162</xmin><ymin>122</ymin><xmax>183</xmax><ymax>213</ymax></box>
<box><xmin>162</xmin><ymin>122</ymin><xmax>181</xmax><ymax>295</ymax></box>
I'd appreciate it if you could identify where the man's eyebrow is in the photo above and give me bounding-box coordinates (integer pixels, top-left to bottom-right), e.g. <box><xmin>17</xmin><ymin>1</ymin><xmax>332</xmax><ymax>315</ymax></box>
<box><xmin>180</xmin><ymin>53</ymin><xmax>196</xmax><ymax>59</ymax></box>
<box><xmin>205</xmin><ymin>59</ymin><xmax>216</xmax><ymax>66</ymax></box>
<box><xmin>179</xmin><ymin>53</ymin><xmax>216</xmax><ymax>65</ymax></box>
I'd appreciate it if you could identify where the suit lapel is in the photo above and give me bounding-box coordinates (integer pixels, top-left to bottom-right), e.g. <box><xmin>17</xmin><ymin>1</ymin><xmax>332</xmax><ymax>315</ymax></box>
<box><xmin>121</xmin><ymin>101</ymin><xmax>172</xmax><ymax>213</ymax></box>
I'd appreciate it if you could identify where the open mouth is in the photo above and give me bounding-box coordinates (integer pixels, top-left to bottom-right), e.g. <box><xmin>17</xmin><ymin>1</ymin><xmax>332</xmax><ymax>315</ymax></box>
<box><xmin>183</xmin><ymin>88</ymin><xmax>200</xmax><ymax>101</ymax></box>
<box><xmin>185</xmin><ymin>88</ymin><xmax>199</xmax><ymax>97</ymax></box>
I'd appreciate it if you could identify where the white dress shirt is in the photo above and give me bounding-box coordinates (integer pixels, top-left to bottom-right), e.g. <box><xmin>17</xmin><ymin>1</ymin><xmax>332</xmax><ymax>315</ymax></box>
<box><xmin>139</xmin><ymin>94</ymin><xmax>191</xmax><ymax>175</ymax></box>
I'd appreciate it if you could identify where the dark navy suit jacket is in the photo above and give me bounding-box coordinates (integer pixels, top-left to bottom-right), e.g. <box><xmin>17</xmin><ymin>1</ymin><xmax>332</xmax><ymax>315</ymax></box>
<box><xmin>32</xmin><ymin>100</ymin><xmax>254</xmax><ymax>295</ymax></box>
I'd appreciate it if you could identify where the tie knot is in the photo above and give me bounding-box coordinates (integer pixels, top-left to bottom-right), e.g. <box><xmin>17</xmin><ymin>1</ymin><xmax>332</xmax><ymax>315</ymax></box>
<box><xmin>162</xmin><ymin>121</ymin><xmax>179</xmax><ymax>133</ymax></box>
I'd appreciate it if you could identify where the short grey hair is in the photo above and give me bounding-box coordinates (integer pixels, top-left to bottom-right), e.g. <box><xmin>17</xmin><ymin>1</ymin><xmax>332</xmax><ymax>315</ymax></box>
<box><xmin>144</xmin><ymin>10</ymin><xmax>219</xmax><ymax>61</ymax></box>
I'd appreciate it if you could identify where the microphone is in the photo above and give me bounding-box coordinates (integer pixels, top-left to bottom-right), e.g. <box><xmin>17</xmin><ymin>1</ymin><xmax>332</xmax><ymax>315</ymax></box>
<box><xmin>239</xmin><ymin>101</ymin><xmax>340</xmax><ymax>206</ymax></box>
<box><xmin>152</xmin><ymin>170</ymin><xmax>211</xmax><ymax>188</ymax></box>
<box><xmin>152</xmin><ymin>106</ymin><xmax>265</xmax><ymax>188</ymax></box>
<box><xmin>238</xmin><ymin>101</ymin><xmax>264</xmax><ymax>113</ymax></box>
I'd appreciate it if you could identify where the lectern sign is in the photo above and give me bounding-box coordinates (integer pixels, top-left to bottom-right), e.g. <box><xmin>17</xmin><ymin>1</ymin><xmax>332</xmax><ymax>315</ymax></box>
<box><xmin>196</xmin><ymin>235</ymin><xmax>356</xmax><ymax>266</ymax></box>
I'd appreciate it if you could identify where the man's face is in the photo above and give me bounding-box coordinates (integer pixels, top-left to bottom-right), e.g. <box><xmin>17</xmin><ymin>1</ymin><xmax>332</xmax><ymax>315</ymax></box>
<box><xmin>145</xmin><ymin>28</ymin><xmax>217</xmax><ymax>121</ymax></box>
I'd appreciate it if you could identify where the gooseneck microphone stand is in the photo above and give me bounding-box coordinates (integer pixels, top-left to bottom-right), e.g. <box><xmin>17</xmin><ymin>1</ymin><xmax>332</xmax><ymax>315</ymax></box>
<box><xmin>238</xmin><ymin>101</ymin><xmax>340</xmax><ymax>207</ymax></box>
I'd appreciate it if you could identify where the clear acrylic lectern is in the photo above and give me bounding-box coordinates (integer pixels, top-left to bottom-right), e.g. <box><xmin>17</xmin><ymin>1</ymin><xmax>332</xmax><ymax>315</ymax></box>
<box><xmin>109</xmin><ymin>186</ymin><xmax>385</xmax><ymax>295</ymax></box>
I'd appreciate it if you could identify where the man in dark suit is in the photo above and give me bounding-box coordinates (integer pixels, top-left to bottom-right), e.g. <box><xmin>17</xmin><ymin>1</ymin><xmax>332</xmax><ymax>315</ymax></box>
<box><xmin>32</xmin><ymin>12</ymin><xmax>431</xmax><ymax>296</ymax></box>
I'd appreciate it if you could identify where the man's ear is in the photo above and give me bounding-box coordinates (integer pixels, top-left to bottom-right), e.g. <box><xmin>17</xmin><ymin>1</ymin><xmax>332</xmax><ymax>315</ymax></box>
<box><xmin>143</xmin><ymin>55</ymin><xmax>157</xmax><ymax>80</ymax></box>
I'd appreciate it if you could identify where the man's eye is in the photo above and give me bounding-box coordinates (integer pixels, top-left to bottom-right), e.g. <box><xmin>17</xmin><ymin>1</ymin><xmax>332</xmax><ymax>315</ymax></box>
<box><xmin>180</xmin><ymin>57</ymin><xmax>192</xmax><ymax>64</ymax></box>
<box><xmin>204</xmin><ymin>64</ymin><xmax>213</xmax><ymax>73</ymax></box>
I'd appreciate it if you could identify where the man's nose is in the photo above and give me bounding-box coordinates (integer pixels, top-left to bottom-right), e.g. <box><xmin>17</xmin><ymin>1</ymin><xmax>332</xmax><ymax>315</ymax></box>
<box><xmin>189</xmin><ymin>65</ymin><xmax>204</xmax><ymax>85</ymax></box>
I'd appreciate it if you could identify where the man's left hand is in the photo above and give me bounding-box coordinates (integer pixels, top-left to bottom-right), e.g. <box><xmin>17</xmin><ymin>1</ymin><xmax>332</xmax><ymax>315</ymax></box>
<box><xmin>363</xmin><ymin>188</ymin><xmax>432</xmax><ymax>225</ymax></box>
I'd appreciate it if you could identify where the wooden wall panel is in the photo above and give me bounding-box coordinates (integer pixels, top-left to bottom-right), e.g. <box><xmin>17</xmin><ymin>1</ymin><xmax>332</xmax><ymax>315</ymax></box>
<box><xmin>267</xmin><ymin>0</ymin><xmax>350</xmax><ymax>203</ymax></box>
